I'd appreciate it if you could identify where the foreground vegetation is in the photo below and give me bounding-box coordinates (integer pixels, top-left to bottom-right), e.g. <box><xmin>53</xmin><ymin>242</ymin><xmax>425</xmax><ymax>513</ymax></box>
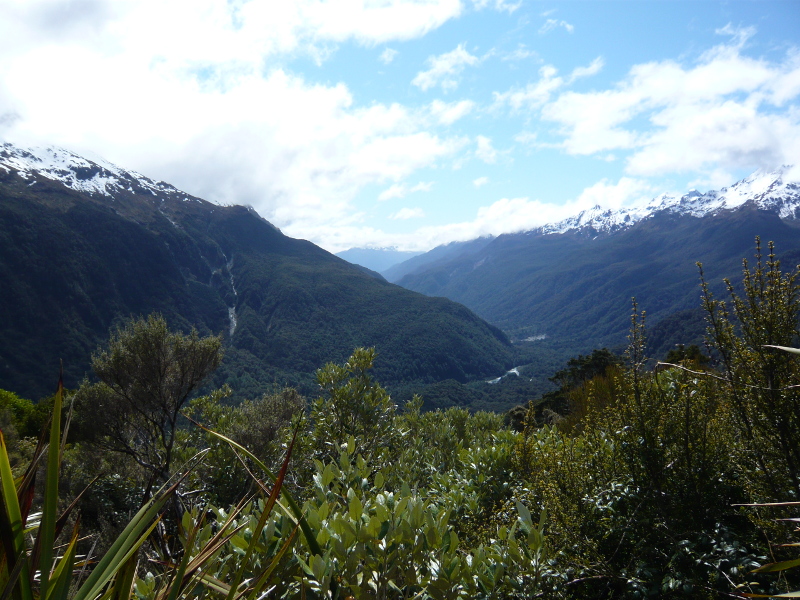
<box><xmin>1</xmin><ymin>240</ymin><xmax>799</xmax><ymax>598</ymax></box>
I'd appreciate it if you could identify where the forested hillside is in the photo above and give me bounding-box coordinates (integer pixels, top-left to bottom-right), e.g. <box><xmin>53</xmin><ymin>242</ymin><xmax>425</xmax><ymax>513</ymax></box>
<box><xmin>0</xmin><ymin>145</ymin><xmax>517</xmax><ymax>402</ymax></box>
<box><xmin>397</xmin><ymin>198</ymin><xmax>800</xmax><ymax>358</ymax></box>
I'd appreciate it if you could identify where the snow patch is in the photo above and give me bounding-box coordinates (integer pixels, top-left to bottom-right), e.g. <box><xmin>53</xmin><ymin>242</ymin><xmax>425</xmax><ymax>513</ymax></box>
<box><xmin>535</xmin><ymin>166</ymin><xmax>799</xmax><ymax>237</ymax></box>
<box><xmin>0</xmin><ymin>142</ymin><xmax>224</xmax><ymax>205</ymax></box>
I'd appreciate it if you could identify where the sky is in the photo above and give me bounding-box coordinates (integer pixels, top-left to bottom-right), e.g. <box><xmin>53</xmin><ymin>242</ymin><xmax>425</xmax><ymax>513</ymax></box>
<box><xmin>1</xmin><ymin>0</ymin><xmax>799</xmax><ymax>253</ymax></box>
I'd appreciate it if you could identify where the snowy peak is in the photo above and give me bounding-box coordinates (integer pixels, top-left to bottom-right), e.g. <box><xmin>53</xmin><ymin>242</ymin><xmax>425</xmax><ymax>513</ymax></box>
<box><xmin>537</xmin><ymin>166</ymin><xmax>800</xmax><ymax>237</ymax></box>
<box><xmin>0</xmin><ymin>143</ymin><xmax>203</xmax><ymax>203</ymax></box>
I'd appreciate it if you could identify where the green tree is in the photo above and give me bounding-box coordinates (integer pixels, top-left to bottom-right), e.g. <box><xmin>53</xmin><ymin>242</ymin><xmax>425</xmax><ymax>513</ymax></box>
<box><xmin>700</xmin><ymin>239</ymin><xmax>800</xmax><ymax>499</ymax></box>
<box><xmin>76</xmin><ymin>314</ymin><xmax>223</xmax><ymax>500</ymax></box>
<box><xmin>310</xmin><ymin>347</ymin><xmax>398</xmax><ymax>468</ymax></box>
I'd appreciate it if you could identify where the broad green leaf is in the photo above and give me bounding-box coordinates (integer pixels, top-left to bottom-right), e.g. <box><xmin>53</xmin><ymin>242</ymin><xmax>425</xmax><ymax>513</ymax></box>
<box><xmin>349</xmin><ymin>495</ymin><xmax>363</xmax><ymax>522</ymax></box>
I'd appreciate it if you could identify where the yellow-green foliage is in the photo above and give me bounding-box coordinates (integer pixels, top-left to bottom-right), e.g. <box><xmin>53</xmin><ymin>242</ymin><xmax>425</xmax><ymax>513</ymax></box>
<box><xmin>701</xmin><ymin>240</ymin><xmax>800</xmax><ymax>501</ymax></box>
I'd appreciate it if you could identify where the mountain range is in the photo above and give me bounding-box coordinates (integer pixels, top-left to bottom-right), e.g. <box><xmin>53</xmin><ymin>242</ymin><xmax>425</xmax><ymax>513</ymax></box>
<box><xmin>385</xmin><ymin>167</ymin><xmax>800</xmax><ymax>358</ymax></box>
<box><xmin>0</xmin><ymin>143</ymin><xmax>518</xmax><ymax>403</ymax></box>
<box><xmin>335</xmin><ymin>247</ymin><xmax>422</xmax><ymax>274</ymax></box>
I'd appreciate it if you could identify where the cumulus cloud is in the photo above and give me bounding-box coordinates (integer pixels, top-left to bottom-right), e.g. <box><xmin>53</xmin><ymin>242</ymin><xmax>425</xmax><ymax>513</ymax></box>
<box><xmin>0</xmin><ymin>0</ymin><xmax>486</xmax><ymax>250</ymax></box>
<box><xmin>412</xmin><ymin>43</ymin><xmax>479</xmax><ymax>92</ymax></box>
<box><xmin>493</xmin><ymin>65</ymin><xmax>563</xmax><ymax>110</ymax></box>
<box><xmin>428</xmin><ymin>99</ymin><xmax>475</xmax><ymax>124</ymax></box>
<box><xmin>473</xmin><ymin>176</ymin><xmax>489</xmax><ymax>187</ymax></box>
<box><xmin>475</xmin><ymin>135</ymin><xmax>498</xmax><ymax>163</ymax></box>
<box><xmin>380</xmin><ymin>48</ymin><xmax>398</xmax><ymax>64</ymax></box>
<box><xmin>492</xmin><ymin>58</ymin><xmax>602</xmax><ymax>112</ymax></box>
<box><xmin>502</xmin><ymin>44</ymin><xmax>537</xmax><ymax>62</ymax></box>
<box><xmin>471</xmin><ymin>0</ymin><xmax>521</xmax><ymax>13</ymax></box>
<box><xmin>514</xmin><ymin>131</ymin><xmax>538</xmax><ymax>145</ymax></box>
<box><xmin>378</xmin><ymin>181</ymin><xmax>434</xmax><ymax>201</ymax></box>
<box><xmin>572</xmin><ymin>177</ymin><xmax>654</xmax><ymax>211</ymax></box>
<box><xmin>539</xmin><ymin>19</ymin><xmax>574</xmax><ymax>34</ymax></box>
<box><xmin>372</xmin><ymin>176</ymin><xmax>653</xmax><ymax>249</ymax></box>
<box><xmin>389</xmin><ymin>207</ymin><xmax>426</xmax><ymax>219</ymax></box>
<box><xmin>305</xmin><ymin>174</ymin><xmax>658</xmax><ymax>251</ymax></box>
<box><xmin>540</xmin><ymin>36</ymin><xmax>800</xmax><ymax>176</ymax></box>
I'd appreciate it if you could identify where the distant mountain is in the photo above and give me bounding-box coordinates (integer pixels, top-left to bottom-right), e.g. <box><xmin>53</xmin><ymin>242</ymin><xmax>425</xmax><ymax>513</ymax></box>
<box><xmin>396</xmin><ymin>168</ymin><xmax>800</xmax><ymax>358</ymax></box>
<box><xmin>336</xmin><ymin>247</ymin><xmax>422</xmax><ymax>274</ymax></box>
<box><xmin>0</xmin><ymin>143</ymin><xmax>517</xmax><ymax>402</ymax></box>
<box><xmin>382</xmin><ymin>237</ymin><xmax>494</xmax><ymax>283</ymax></box>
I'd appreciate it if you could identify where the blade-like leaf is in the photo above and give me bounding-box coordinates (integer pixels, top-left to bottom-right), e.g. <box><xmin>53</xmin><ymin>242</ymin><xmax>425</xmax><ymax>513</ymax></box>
<box><xmin>0</xmin><ymin>550</ymin><xmax>26</xmax><ymax>600</ymax></box>
<box><xmin>0</xmin><ymin>430</ymin><xmax>33</xmax><ymax>600</ymax></box>
<box><xmin>752</xmin><ymin>557</ymin><xmax>800</xmax><ymax>573</ymax></box>
<box><xmin>225</xmin><ymin>429</ymin><xmax>298</xmax><ymax>600</ymax></box>
<box><xmin>38</xmin><ymin>373</ymin><xmax>64</xmax><ymax>599</ymax></box>
<box><xmin>44</xmin><ymin>521</ymin><xmax>80</xmax><ymax>600</ymax></box>
<box><xmin>109</xmin><ymin>549</ymin><xmax>138</xmax><ymax>600</ymax></box>
<box><xmin>763</xmin><ymin>345</ymin><xmax>800</xmax><ymax>356</ymax></box>
<box><xmin>237</xmin><ymin>521</ymin><xmax>300</xmax><ymax>600</ymax></box>
<box><xmin>72</xmin><ymin>488</ymin><xmax>175</xmax><ymax>600</ymax></box>
<box><xmin>157</xmin><ymin>522</ymin><xmax>197</xmax><ymax>600</ymax></box>
<box><xmin>186</xmin><ymin>417</ymin><xmax>323</xmax><ymax>557</ymax></box>
<box><xmin>73</xmin><ymin>450</ymin><xmax>207</xmax><ymax>600</ymax></box>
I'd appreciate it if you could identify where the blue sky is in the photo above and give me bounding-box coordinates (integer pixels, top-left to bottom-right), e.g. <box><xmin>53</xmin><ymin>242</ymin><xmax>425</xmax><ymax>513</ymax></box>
<box><xmin>1</xmin><ymin>0</ymin><xmax>799</xmax><ymax>252</ymax></box>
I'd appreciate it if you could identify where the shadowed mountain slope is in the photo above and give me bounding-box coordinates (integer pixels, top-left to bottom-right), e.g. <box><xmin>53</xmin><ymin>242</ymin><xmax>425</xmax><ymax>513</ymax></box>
<box><xmin>0</xmin><ymin>144</ymin><xmax>515</xmax><ymax>401</ymax></box>
<box><xmin>396</xmin><ymin>169</ymin><xmax>800</xmax><ymax>355</ymax></box>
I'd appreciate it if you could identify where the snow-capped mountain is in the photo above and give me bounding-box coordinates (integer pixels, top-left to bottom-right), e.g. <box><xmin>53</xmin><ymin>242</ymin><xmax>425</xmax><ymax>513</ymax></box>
<box><xmin>0</xmin><ymin>143</ymin><xmax>203</xmax><ymax>203</ymax></box>
<box><xmin>538</xmin><ymin>166</ymin><xmax>800</xmax><ymax>236</ymax></box>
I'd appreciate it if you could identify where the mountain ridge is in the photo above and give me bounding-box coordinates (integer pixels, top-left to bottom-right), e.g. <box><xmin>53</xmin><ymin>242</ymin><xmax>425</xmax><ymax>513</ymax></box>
<box><xmin>533</xmin><ymin>166</ymin><xmax>800</xmax><ymax>237</ymax></box>
<box><xmin>0</xmin><ymin>142</ymin><xmax>518</xmax><ymax>403</ymax></box>
<box><xmin>394</xmin><ymin>167</ymin><xmax>800</xmax><ymax>359</ymax></box>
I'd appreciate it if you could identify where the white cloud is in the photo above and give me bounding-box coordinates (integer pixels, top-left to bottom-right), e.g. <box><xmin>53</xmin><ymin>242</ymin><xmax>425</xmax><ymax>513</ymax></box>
<box><xmin>475</xmin><ymin>135</ymin><xmax>498</xmax><ymax>163</ymax></box>
<box><xmin>473</xmin><ymin>176</ymin><xmax>489</xmax><ymax>187</ymax></box>
<box><xmin>514</xmin><ymin>131</ymin><xmax>538</xmax><ymax>145</ymax></box>
<box><xmin>307</xmin><ymin>174</ymin><xmax>660</xmax><ymax>251</ymax></box>
<box><xmin>572</xmin><ymin>177</ymin><xmax>653</xmax><ymax>211</ymax></box>
<box><xmin>429</xmin><ymin>98</ymin><xmax>475</xmax><ymax>124</ymax></box>
<box><xmin>0</xmin><ymin>0</ymin><xmax>470</xmax><ymax>76</ymax></box>
<box><xmin>715</xmin><ymin>23</ymin><xmax>756</xmax><ymax>47</ymax></box>
<box><xmin>568</xmin><ymin>57</ymin><xmax>604</xmax><ymax>82</ymax></box>
<box><xmin>687</xmin><ymin>168</ymin><xmax>736</xmax><ymax>192</ymax></box>
<box><xmin>412</xmin><ymin>43</ymin><xmax>479</xmax><ymax>92</ymax></box>
<box><xmin>492</xmin><ymin>57</ymin><xmax>603</xmax><ymax>113</ymax></box>
<box><xmin>502</xmin><ymin>44</ymin><xmax>537</xmax><ymax>62</ymax></box>
<box><xmin>0</xmin><ymin>0</ymin><xmax>485</xmax><ymax>251</ymax></box>
<box><xmin>378</xmin><ymin>181</ymin><xmax>434</xmax><ymax>201</ymax></box>
<box><xmin>471</xmin><ymin>0</ymin><xmax>521</xmax><ymax>13</ymax></box>
<box><xmin>363</xmin><ymin>177</ymin><xmax>653</xmax><ymax>249</ymax></box>
<box><xmin>493</xmin><ymin>65</ymin><xmax>564</xmax><ymax>110</ymax></box>
<box><xmin>540</xmin><ymin>36</ymin><xmax>800</xmax><ymax>176</ymax></box>
<box><xmin>380</xmin><ymin>48</ymin><xmax>398</xmax><ymax>64</ymax></box>
<box><xmin>539</xmin><ymin>19</ymin><xmax>574</xmax><ymax>34</ymax></box>
<box><xmin>390</xmin><ymin>207</ymin><xmax>426</xmax><ymax>220</ymax></box>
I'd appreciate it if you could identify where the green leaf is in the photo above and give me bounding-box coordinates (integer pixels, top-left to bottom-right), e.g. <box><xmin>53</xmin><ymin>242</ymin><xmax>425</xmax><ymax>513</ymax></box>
<box><xmin>516</xmin><ymin>501</ymin><xmax>533</xmax><ymax>530</ymax></box>
<box><xmin>311</xmin><ymin>555</ymin><xmax>326</xmax><ymax>582</ymax></box>
<box><xmin>349</xmin><ymin>495</ymin><xmax>363</xmax><ymax>522</ymax></box>
<box><xmin>0</xmin><ymin>429</ymin><xmax>33</xmax><ymax>600</ymax></box>
<box><xmin>44</xmin><ymin>521</ymin><xmax>79</xmax><ymax>600</ymax></box>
